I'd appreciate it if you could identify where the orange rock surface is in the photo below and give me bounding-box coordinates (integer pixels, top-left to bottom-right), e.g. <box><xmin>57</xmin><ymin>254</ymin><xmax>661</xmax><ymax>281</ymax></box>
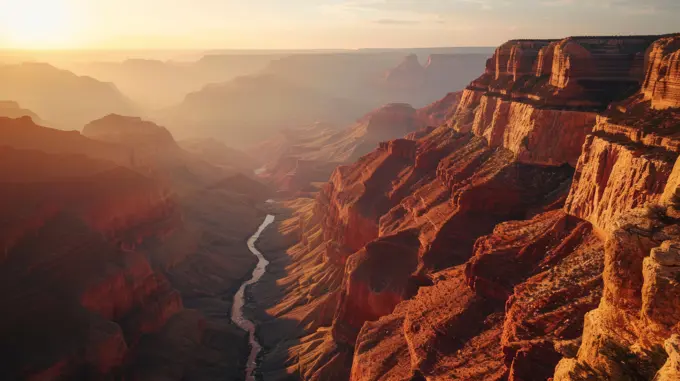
<box><xmin>642</xmin><ymin>35</ymin><xmax>680</xmax><ymax>110</ymax></box>
<box><xmin>251</xmin><ymin>33</ymin><xmax>680</xmax><ymax>381</ymax></box>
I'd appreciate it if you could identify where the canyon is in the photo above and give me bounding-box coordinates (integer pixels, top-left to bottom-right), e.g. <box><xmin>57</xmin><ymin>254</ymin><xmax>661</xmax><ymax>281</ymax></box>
<box><xmin>0</xmin><ymin>114</ymin><xmax>270</xmax><ymax>380</ymax></box>
<box><xmin>0</xmin><ymin>46</ymin><xmax>487</xmax><ymax>381</ymax></box>
<box><xmin>157</xmin><ymin>51</ymin><xmax>487</xmax><ymax>145</ymax></box>
<box><xmin>244</xmin><ymin>33</ymin><xmax>680</xmax><ymax>380</ymax></box>
<box><xmin>0</xmin><ymin>63</ymin><xmax>136</xmax><ymax>129</ymax></box>
<box><xmin>253</xmin><ymin>99</ymin><xmax>462</xmax><ymax>195</ymax></box>
<box><xmin>2</xmin><ymin>32</ymin><xmax>680</xmax><ymax>381</ymax></box>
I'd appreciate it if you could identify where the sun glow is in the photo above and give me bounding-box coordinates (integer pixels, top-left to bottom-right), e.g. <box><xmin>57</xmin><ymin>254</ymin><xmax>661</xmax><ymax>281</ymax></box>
<box><xmin>1</xmin><ymin>0</ymin><xmax>78</xmax><ymax>48</ymax></box>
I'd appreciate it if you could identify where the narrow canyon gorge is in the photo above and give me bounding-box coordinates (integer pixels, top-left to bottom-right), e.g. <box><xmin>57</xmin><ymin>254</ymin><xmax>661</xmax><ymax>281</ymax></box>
<box><xmin>232</xmin><ymin>213</ymin><xmax>276</xmax><ymax>381</ymax></box>
<box><xmin>2</xmin><ymin>32</ymin><xmax>680</xmax><ymax>381</ymax></box>
<box><xmin>243</xmin><ymin>34</ymin><xmax>680</xmax><ymax>380</ymax></box>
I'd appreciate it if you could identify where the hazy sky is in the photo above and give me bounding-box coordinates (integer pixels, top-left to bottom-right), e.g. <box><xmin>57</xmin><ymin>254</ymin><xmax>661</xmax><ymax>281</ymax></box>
<box><xmin>0</xmin><ymin>0</ymin><xmax>678</xmax><ymax>49</ymax></box>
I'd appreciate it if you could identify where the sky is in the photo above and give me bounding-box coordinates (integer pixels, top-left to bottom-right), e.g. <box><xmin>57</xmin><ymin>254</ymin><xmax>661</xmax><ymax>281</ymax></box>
<box><xmin>0</xmin><ymin>0</ymin><xmax>678</xmax><ymax>49</ymax></box>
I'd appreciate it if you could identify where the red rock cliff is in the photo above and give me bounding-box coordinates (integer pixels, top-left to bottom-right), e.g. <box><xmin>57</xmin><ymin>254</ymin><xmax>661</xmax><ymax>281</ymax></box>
<box><xmin>256</xmin><ymin>33</ymin><xmax>680</xmax><ymax>381</ymax></box>
<box><xmin>642</xmin><ymin>35</ymin><xmax>680</xmax><ymax>110</ymax></box>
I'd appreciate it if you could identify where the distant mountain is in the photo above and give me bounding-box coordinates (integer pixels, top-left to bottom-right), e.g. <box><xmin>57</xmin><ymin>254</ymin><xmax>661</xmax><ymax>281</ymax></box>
<box><xmin>179</xmin><ymin>138</ymin><xmax>260</xmax><ymax>174</ymax></box>
<box><xmin>71</xmin><ymin>55</ymin><xmax>282</xmax><ymax>108</ymax></box>
<box><xmin>82</xmin><ymin>114</ymin><xmax>177</xmax><ymax>148</ymax></box>
<box><xmin>157</xmin><ymin>74</ymin><xmax>370</xmax><ymax>147</ymax></box>
<box><xmin>264</xmin><ymin>52</ymin><xmax>488</xmax><ymax>108</ymax></box>
<box><xmin>158</xmin><ymin>52</ymin><xmax>487</xmax><ymax>147</ymax></box>
<box><xmin>82</xmin><ymin>114</ymin><xmax>258</xmax><ymax>194</ymax></box>
<box><xmin>0</xmin><ymin>116</ymin><xmax>129</xmax><ymax>164</ymax></box>
<box><xmin>382</xmin><ymin>53</ymin><xmax>489</xmax><ymax>106</ymax></box>
<box><xmin>0</xmin><ymin>63</ymin><xmax>137</xmax><ymax>129</ymax></box>
<box><xmin>0</xmin><ymin>101</ymin><xmax>46</xmax><ymax>125</ymax></box>
<box><xmin>253</xmin><ymin>102</ymin><xmax>441</xmax><ymax>193</ymax></box>
<box><xmin>262</xmin><ymin>52</ymin><xmax>406</xmax><ymax>101</ymax></box>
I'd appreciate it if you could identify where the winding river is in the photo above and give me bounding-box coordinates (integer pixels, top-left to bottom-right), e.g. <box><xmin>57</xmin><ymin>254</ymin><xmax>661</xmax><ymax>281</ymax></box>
<box><xmin>231</xmin><ymin>214</ymin><xmax>276</xmax><ymax>381</ymax></box>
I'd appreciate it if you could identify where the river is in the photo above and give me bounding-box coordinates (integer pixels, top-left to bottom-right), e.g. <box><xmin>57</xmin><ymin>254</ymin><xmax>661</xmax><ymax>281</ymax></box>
<box><xmin>231</xmin><ymin>214</ymin><xmax>276</xmax><ymax>381</ymax></box>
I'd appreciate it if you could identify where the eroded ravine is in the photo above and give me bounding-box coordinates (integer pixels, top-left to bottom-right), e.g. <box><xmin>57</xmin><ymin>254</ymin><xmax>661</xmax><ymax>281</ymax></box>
<box><xmin>231</xmin><ymin>214</ymin><xmax>276</xmax><ymax>381</ymax></box>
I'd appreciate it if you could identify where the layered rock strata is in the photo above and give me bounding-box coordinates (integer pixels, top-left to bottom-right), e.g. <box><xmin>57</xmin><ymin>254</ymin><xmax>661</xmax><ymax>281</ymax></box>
<box><xmin>252</xmin><ymin>33</ymin><xmax>680</xmax><ymax>381</ymax></box>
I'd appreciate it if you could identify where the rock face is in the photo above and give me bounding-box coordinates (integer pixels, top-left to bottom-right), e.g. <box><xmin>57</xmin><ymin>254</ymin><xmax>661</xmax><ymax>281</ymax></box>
<box><xmin>465</xmin><ymin>93</ymin><xmax>596</xmax><ymax>166</ymax></box>
<box><xmin>553</xmin><ymin>207</ymin><xmax>680</xmax><ymax>381</ymax></box>
<box><xmin>564</xmin><ymin>118</ymin><xmax>677</xmax><ymax>233</ymax></box>
<box><xmin>250</xmin><ymin>33</ymin><xmax>680</xmax><ymax>381</ymax></box>
<box><xmin>0</xmin><ymin>115</ymin><xmax>267</xmax><ymax>380</ymax></box>
<box><xmin>465</xmin><ymin>36</ymin><xmax>658</xmax><ymax>109</ymax></box>
<box><xmin>642</xmin><ymin>35</ymin><xmax>680</xmax><ymax>110</ymax></box>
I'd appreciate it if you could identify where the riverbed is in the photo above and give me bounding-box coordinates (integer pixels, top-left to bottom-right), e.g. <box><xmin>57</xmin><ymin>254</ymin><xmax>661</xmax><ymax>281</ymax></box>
<box><xmin>231</xmin><ymin>214</ymin><xmax>276</xmax><ymax>381</ymax></box>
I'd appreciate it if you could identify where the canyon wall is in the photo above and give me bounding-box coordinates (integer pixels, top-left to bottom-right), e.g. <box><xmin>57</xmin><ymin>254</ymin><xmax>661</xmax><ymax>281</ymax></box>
<box><xmin>0</xmin><ymin>115</ymin><xmax>266</xmax><ymax>380</ymax></box>
<box><xmin>254</xmin><ymin>34</ymin><xmax>680</xmax><ymax>381</ymax></box>
<box><xmin>642</xmin><ymin>35</ymin><xmax>680</xmax><ymax>110</ymax></box>
<box><xmin>255</xmin><ymin>102</ymin><xmax>441</xmax><ymax>195</ymax></box>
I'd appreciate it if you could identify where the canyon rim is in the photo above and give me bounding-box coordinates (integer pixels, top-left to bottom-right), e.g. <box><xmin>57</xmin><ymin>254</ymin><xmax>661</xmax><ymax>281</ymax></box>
<box><xmin>1</xmin><ymin>4</ymin><xmax>680</xmax><ymax>380</ymax></box>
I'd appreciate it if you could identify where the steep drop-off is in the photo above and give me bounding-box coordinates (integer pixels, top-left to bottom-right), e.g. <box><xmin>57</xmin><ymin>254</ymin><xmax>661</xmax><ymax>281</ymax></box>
<box><xmin>0</xmin><ymin>115</ymin><xmax>270</xmax><ymax>380</ymax></box>
<box><xmin>249</xmin><ymin>34</ymin><xmax>680</xmax><ymax>381</ymax></box>
<box><xmin>255</xmin><ymin>102</ymin><xmax>447</xmax><ymax>194</ymax></box>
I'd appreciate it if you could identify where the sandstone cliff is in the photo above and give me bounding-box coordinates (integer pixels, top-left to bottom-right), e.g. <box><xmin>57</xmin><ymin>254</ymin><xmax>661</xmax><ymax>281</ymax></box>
<box><xmin>251</xmin><ymin>33</ymin><xmax>680</xmax><ymax>381</ymax></box>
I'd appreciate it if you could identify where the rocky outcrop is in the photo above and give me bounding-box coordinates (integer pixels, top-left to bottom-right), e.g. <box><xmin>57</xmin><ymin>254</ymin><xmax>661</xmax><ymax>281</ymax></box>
<box><xmin>554</xmin><ymin>206</ymin><xmax>680</xmax><ymax>381</ymax></box>
<box><xmin>467</xmin><ymin>93</ymin><xmax>596</xmax><ymax>166</ymax></box>
<box><xmin>379</xmin><ymin>138</ymin><xmax>416</xmax><ymax>160</ymax></box>
<box><xmin>79</xmin><ymin>251</ymin><xmax>183</xmax><ymax>343</ymax></box>
<box><xmin>250</xmin><ymin>33</ymin><xmax>680</xmax><ymax>381</ymax></box>
<box><xmin>466</xmin><ymin>210</ymin><xmax>588</xmax><ymax>300</ymax></box>
<box><xmin>548</xmin><ymin>37</ymin><xmax>652</xmax><ymax>91</ymax></box>
<box><xmin>493</xmin><ymin>40</ymin><xmax>553</xmax><ymax>81</ymax></box>
<box><xmin>351</xmin><ymin>267</ymin><xmax>505</xmax><ymax>381</ymax></box>
<box><xmin>467</xmin><ymin>36</ymin><xmax>659</xmax><ymax>109</ymax></box>
<box><xmin>256</xmin><ymin>109</ymin><xmax>575</xmax><ymax>379</ymax></box>
<box><xmin>642</xmin><ymin>35</ymin><xmax>680</xmax><ymax>110</ymax></box>
<box><xmin>563</xmin><ymin>100</ymin><xmax>680</xmax><ymax>231</ymax></box>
